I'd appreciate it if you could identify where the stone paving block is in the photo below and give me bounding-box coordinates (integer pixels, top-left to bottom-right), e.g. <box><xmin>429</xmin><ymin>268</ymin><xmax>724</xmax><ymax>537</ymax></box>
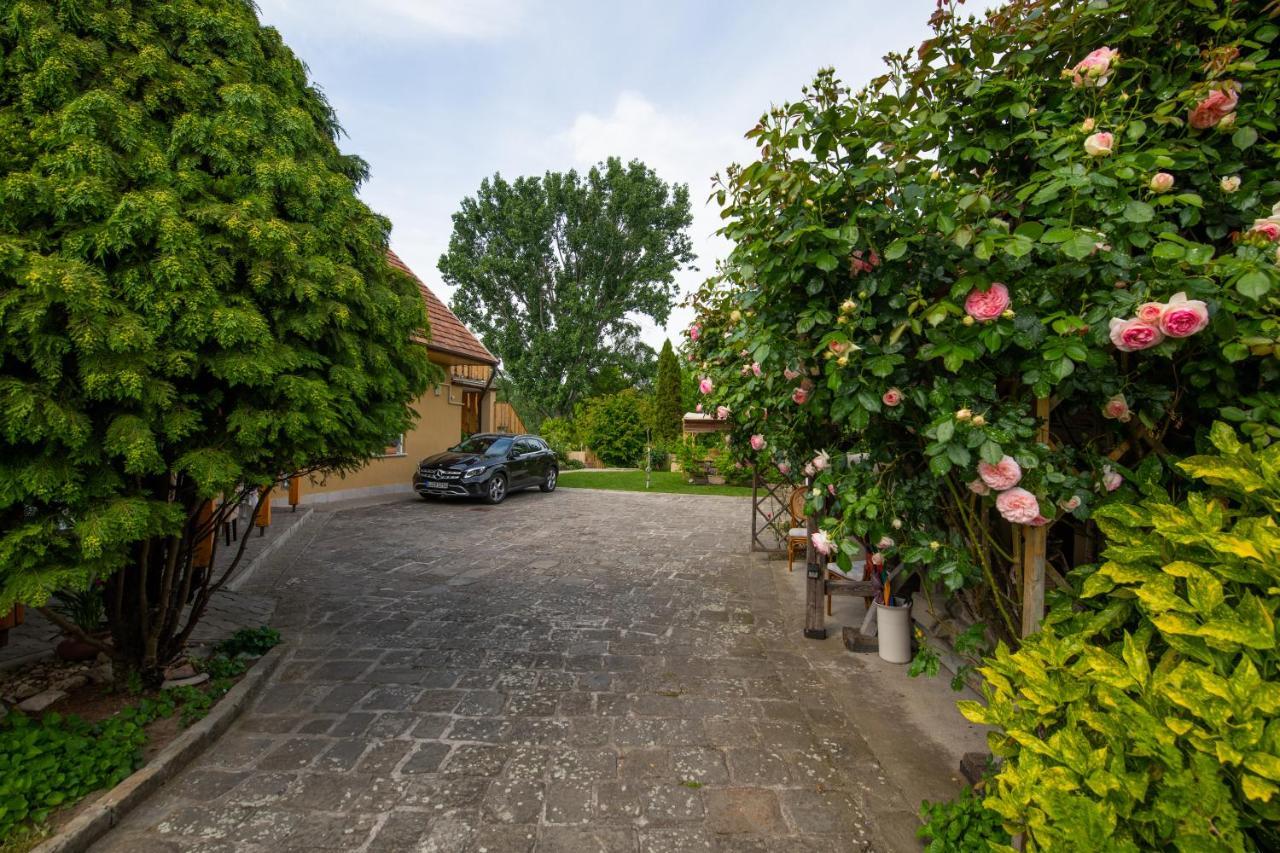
<box><xmin>470</xmin><ymin>824</ymin><xmax>538</xmax><ymax>852</ymax></box>
<box><xmin>416</xmin><ymin>814</ymin><xmax>479</xmax><ymax>853</ymax></box>
<box><xmin>446</xmin><ymin>716</ymin><xmax>513</xmax><ymax>743</ymax></box>
<box><xmin>281</xmin><ymin>811</ymin><xmax>378</xmax><ymax>849</ymax></box>
<box><xmin>671</xmin><ymin>747</ymin><xmax>730</xmax><ymax>785</ymax></box>
<box><xmin>414</xmin><ymin>688</ymin><xmax>465</xmax><ymax>712</ymax></box>
<box><xmin>482</xmin><ymin>777</ymin><xmax>545</xmax><ymax>824</ymax></box>
<box><xmin>639</xmin><ymin>827</ymin><xmax>714</xmax><ymax>853</ymax></box>
<box><xmin>257</xmin><ymin>737</ymin><xmax>329</xmax><ymax>771</ymax></box>
<box><xmin>703</xmin><ymin>787</ymin><xmax>786</xmax><ymax>835</ymax></box>
<box><xmin>401</xmin><ymin>741</ymin><xmax>452</xmax><ymax>774</ymax></box>
<box><xmin>548</xmin><ymin>747</ymin><xmax>618</xmax><ymax>782</ymax></box>
<box><xmin>642</xmin><ymin>783</ymin><xmax>705</xmax><ymax>824</ymax></box>
<box><xmin>456</xmin><ymin>690</ymin><xmax>507</xmax><ymax>716</ymax></box>
<box><xmin>366</xmin><ymin>810</ymin><xmax>430</xmax><ymax>852</ymax></box>
<box><xmin>726</xmin><ymin>748</ymin><xmax>791</xmax><ymax>786</ymax></box>
<box><xmin>545</xmin><ymin>780</ymin><xmax>594</xmax><ymax>824</ymax></box>
<box><xmin>778</xmin><ymin>788</ymin><xmax>864</xmax><ymax>835</ymax></box>
<box><xmin>538</xmin><ymin>826</ymin><xmax>638</xmax><ymax>853</ymax></box>
<box><xmin>443</xmin><ymin>743</ymin><xmax>510</xmax><ymax>777</ymax></box>
<box><xmin>355</xmin><ymin>740</ymin><xmax>415</xmax><ymax>775</ymax></box>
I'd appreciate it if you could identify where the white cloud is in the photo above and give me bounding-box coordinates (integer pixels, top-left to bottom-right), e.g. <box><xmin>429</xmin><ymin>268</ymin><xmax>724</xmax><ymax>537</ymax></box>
<box><xmin>562</xmin><ymin>93</ymin><xmax>754</xmax><ymax>350</ymax></box>
<box><xmin>256</xmin><ymin>0</ymin><xmax>528</xmax><ymax>40</ymax></box>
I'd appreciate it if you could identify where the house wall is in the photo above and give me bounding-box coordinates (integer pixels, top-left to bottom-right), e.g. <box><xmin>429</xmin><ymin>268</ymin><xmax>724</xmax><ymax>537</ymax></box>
<box><xmin>286</xmin><ymin>375</ymin><xmax>476</xmax><ymax>505</ymax></box>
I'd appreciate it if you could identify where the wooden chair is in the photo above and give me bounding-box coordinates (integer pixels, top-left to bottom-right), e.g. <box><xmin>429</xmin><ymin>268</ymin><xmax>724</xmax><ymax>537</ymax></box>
<box><xmin>826</xmin><ymin>555</ymin><xmax>869</xmax><ymax>616</ymax></box>
<box><xmin>786</xmin><ymin>488</ymin><xmax>808</xmax><ymax>573</ymax></box>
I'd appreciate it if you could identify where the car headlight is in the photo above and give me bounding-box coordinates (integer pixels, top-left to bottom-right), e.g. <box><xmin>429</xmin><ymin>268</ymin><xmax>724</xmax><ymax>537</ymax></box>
<box><xmin>463</xmin><ymin>466</ymin><xmax>487</xmax><ymax>479</ymax></box>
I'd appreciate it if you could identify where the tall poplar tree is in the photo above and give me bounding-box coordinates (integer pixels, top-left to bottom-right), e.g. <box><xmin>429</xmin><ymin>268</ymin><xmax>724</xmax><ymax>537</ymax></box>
<box><xmin>439</xmin><ymin>158</ymin><xmax>694</xmax><ymax>422</ymax></box>
<box><xmin>0</xmin><ymin>0</ymin><xmax>434</xmax><ymax>680</ymax></box>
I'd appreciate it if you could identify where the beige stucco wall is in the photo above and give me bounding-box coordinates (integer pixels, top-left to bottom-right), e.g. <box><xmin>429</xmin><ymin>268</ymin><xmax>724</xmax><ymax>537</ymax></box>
<box><xmin>289</xmin><ymin>379</ymin><xmax>472</xmax><ymax>504</ymax></box>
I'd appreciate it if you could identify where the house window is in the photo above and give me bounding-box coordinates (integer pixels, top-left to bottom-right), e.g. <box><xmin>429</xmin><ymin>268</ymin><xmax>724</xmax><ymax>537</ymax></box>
<box><xmin>381</xmin><ymin>435</ymin><xmax>405</xmax><ymax>457</ymax></box>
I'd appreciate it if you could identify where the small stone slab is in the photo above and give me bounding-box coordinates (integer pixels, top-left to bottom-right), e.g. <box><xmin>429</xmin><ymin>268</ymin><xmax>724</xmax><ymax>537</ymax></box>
<box><xmin>18</xmin><ymin>688</ymin><xmax>67</xmax><ymax>713</ymax></box>
<box><xmin>842</xmin><ymin>626</ymin><xmax>878</xmax><ymax>653</ymax></box>
<box><xmin>162</xmin><ymin>673</ymin><xmax>210</xmax><ymax>690</ymax></box>
<box><xmin>165</xmin><ymin>663</ymin><xmax>197</xmax><ymax>680</ymax></box>
<box><xmin>960</xmin><ymin>751</ymin><xmax>998</xmax><ymax>785</ymax></box>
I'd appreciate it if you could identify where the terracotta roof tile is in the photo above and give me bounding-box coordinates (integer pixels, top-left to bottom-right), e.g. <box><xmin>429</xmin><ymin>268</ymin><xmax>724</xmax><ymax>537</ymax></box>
<box><xmin>387</xmin><ymin>249</ymin><xmax>497</xmax><ymax>365</ymax></box>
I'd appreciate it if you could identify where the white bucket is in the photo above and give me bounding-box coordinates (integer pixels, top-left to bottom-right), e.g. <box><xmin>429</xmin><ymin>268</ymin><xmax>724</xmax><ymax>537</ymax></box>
<box><xmin>875</xmin><ymin>597</ymin><xmax>912</xmax><ymax>664</ymax></box>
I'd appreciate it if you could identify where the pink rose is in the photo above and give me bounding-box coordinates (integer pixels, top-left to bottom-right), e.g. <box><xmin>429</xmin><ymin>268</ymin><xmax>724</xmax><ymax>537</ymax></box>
<box><xmin>750</xmin><ymin>434</ymin><xmax>766</xmax><ymax>451</ymax></box>
<box><xmin>1061</xmin><ymin>495</ymin><xmax>1082</xmax><ymax>512</ymax></box>
<box><xmin>689</xmin><ymin>324</ymin><xmax>701</xmax><ymax>342</ymax></box>
<box><xmin>1135</xmin><ymin>302</ymin><xmax>1165</xmax><ymax>325</ymax></box>
<box><xmin>811</xmin><ymin>531</ymin><xmax>834</xmax><ymax>556</ymax></box>
<box><xmin>699</xmin><ymin>377</ymin><xmax>713</xmax><ymax>394</ymax></box>
<box><xmin>964</xmin><ymin>282</ymin><xmax>1011</xmax><ymax>323</ymax></box>
<box><xmin>1149</xmin><ymin>173</ymin><xmax>1174</xmax><ymax>194</ymax></box>
<box><xmin>1109</xmin><ymin>318</ymin><xmax>1165</xmax><ymax>352</ymax></box>
<box><xmin>803</xmin><ymin>462</ymin><xmax>816</xmax><ymax>477</ymax></box>
<box><xmin>1070</xmin><ymin>46</ymin><xmax>1118</xmax><ymax>87</ymax></box>
<box><xmin>1251</xmin><ymin>219</ymin><xmax>1280</xmax><ymax>242</ymax></box>
<box><xmin>968</xmin><ymin>479</ymin><xmax>991</xmax><ymax>496</ymax></box>
<box><xmin>869</xmin><ymin>552</ymin><xmax>884</xmax><ymax>568</ymax></box>
<box><xmin>1027</xmin><ymin>515</ymin><xmax>1051</xmax><ymax>527</ymax></box>
<box><xmin>777</xmin><ymin>462</ymin><xmax>791</xmax><ymax>476</ymax></box>
<box><xmin>996</xmin><ymin>488</ymin><xmax>1041</xmax><ymax>525</ymax></box>
<box><xmin>827</xmin><ymin>483</ymin><xmax>836</xmax><ymax>496</ymax></box>
<box><xmin>1102</xmin><ymin>466</ymin><xmax>1123</xmax><ymax>492</ymax></box>
<box><xmin>751</xmin><ymin>362</ymin><xmax>762</xmax><ymax>377</ymax></box>
<box><xmin>792</xmin><ymin>386</ymin><xmax>810</xmax><ymax>405</ymax></box>
<box><xmin>695</xmin><ymin>403</ymin><xmax>703</xmax><ymax>413</ymax></box>
<box><xmin>1221</xmin><ymin>176</ymin><xmax>1242</xmax><ymax>193</ymax></box>
<box><xmin>978</xmin><ymin>455</ymin><xmax>1023</xmax><ymax>491</ymax></box>
<box><xmin>1083</xmin><ymin>132</ymin><xmax>1114</xmax><ymax>157</ymax></box>
<box><xmin>1159</xmin><ymin>292</ymin><xmax>1209</xmax><ymax>338</ymax></box>
<box><xmin>878</xmin><ymin>535</ymin><xmax>895</xmax><ymax>550</ymax></box>
<box><xmin>1102</xmin><ymin>395</ymin><xmax>1130</xmax><ymax>422</ymax></box>
<box><xmin>716</xmin><ymin>405</ymin><xmax>730</xmax><ymax>420</ymax></box>
<box><xmin>1189</xmin><ymin>86</ymin><xmax>1239</xmax><ymax>130</ymax></box>
<box><xmin>882</xmin><ymin>388</ymin><xmax>903</xmax><ymax>407</ymax></box>
<box><xmin>813</xmin><ymin>451</ymin><xmax>831</xmax><ymax>471</ymax></box>
<box><xmin>784</xmin><ymin>367</ymin><xmax>801</xmax><ymax>381</ymax></box>
<box><xmin>740</xmin><ymin>364</ymin><xmax>751</xmax><ymax>376</ymax></box>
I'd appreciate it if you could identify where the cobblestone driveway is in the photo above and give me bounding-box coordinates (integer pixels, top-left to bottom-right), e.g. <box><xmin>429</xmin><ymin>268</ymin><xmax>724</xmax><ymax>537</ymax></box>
<box><xmin>101</xmin><ymin>489</ymin><xmax>898</xmax><ymax>852</ymax></box>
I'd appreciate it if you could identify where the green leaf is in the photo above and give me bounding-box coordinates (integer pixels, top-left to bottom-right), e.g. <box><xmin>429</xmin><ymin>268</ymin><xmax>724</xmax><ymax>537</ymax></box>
<box><xmin>1236</xmin><ymin>271</ymin><xmax>1272</xmax><ymax>300</ymax></box>
<box><xmin>1232</xmin><ymin>126</ymin><xmax>1259</xmax><ymax>150</ymax></box>
<box><xmin>936</xmin><ymin>419</ymin><xmax>955</xmax><ymax>443</ymax></box>
<box><xmin>1124</xmin><ymin>200</ymin><xmax>1155</xmax><ymax>223</ymax></box>
<box><xmin>884</xmin><ymin>239</ymin><xmax>908</xmax><ymax>261</ymax></box>
<box><xmin>813</xmin><ymin>252</ymin><xmax>839</xmax><ymax>272</ymax></box>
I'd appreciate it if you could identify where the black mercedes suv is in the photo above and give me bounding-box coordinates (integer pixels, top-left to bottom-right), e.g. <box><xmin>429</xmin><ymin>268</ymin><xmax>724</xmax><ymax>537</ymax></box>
<box><xmin>413</xmin><ymin>433</ymin><xmax>558</xmax><ymax>504</ymax></box>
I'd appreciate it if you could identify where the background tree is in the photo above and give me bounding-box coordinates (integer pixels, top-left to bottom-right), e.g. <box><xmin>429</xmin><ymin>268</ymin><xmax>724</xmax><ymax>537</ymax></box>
<box><xmin>0</xmin><ymin>0</ymin><xmax>434</xmax><ymax>682</ymax></box>
<box><xmin>653</xmin><ymin>340</ymin><xmax>683</xmax><ymax>442</ymax></box>
<box><xmin>439</xmin><ymin>158</ymin><xmax>694</xmax><ymax>424</ymax></box>
<box><xmin>576</xmin><ymin>389</ymin><xmax>650</xmax><ymax>468</ymax></box>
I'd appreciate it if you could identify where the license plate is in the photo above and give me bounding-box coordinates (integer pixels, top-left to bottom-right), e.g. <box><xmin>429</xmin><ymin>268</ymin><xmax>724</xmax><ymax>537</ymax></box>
<box><xmin>427</xmin><ymin>481</ymin><xmax>449</xmax><ymax>491</ymax></box>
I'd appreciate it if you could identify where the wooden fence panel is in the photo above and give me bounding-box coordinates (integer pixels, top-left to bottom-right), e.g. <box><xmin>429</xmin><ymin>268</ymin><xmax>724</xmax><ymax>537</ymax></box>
<box><xmin>493</xmin><ymin>401</ymin><xmax>526</xmax><ymax>435</ymax></box>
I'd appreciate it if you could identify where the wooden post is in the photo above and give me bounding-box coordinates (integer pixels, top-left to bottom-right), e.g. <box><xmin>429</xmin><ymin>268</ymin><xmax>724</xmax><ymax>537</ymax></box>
<box><xmin>192</xmin><ymin>500</ymin><xmax>214</xmax><ymax>569</ymax></box>
<box><xmin>288</xmin><ymin>477</ymin><xmax>301</xmax><ymax>511</ymax></box>
<box><xmin>1021</xmin><ymin>397</ymin><xmax>1051</xmax><ymax>637</ymax></box>
<box><xmin>255</xmin><ymin>486</ymin><xmax>272</xmax><ymax>536</ymax></box>
<box><xmin>803</xmin><ymin>479</ymin><xmax>827</xmax><ymax>640</ymax></box>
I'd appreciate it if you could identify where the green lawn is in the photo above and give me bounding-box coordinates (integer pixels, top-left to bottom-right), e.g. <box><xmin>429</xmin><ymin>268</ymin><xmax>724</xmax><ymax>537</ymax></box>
<box><xmin>557</xmin><ymin>469</ymin><xmax>753</xmax><ymax>497</ymax></box>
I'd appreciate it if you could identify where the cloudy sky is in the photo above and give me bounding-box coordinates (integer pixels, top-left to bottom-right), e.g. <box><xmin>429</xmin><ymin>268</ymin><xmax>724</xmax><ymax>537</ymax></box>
<box><xmin>254</xmin><ymin>0</ymin><xmax>955</xmax><ymax>350</ymax></box>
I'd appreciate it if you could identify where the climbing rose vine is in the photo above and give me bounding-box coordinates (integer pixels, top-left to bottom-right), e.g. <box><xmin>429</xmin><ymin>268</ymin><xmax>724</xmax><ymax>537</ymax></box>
<box><xmin>685</xmin><ymin>0</ymin><xmax>1280</xmax><ymax>644</ymax></box>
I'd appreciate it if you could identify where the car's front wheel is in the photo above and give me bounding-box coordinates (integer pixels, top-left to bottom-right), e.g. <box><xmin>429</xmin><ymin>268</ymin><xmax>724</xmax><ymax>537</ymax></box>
<box><xmin>540</xmin><ymin>467</ymin><xmax>558</xmax><ymax>492</ymax></box>
<box><xmin>485</xmin><ymin>473</ymin><xmax>508</xmax><ymax>504</ymax></box>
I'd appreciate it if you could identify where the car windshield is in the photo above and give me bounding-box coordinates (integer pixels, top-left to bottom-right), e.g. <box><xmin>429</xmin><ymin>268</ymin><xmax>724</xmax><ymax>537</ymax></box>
<box><xmin>450</xmin><ymin>435</ymin><xmax>512</xmax><ymax>457</ymax></box>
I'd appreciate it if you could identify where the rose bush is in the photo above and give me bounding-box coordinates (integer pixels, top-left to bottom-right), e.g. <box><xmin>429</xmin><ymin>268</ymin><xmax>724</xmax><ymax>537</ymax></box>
<box><xmin>685</xmin><ymin>0</ymin><xmax>1279</xmax><ymax>642</ymax></box>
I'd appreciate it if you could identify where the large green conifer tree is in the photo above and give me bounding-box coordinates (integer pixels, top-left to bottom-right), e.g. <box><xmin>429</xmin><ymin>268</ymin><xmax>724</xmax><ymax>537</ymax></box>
<box><xmin>0</xmin><ymin>0</ymin><xmax>434</xmax><ymax>680</ymax></box>
<box><xmin>653</xmin><ymin>339</ymin><xmax>682</xmax><ymax>442</ymax></box>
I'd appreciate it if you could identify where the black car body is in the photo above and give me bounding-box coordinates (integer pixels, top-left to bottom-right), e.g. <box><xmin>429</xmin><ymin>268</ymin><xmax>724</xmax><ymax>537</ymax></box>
<box><xmin>413</xmin><ymin>433</ymin><xmax>557</xmax><ymax>504</ymax></box>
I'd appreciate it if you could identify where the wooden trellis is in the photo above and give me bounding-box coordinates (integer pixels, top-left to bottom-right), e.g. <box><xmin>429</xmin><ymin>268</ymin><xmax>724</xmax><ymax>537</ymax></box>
<box><xmin>750</xmin><ymin>469</ymin><xmax>791</xmax><ymax>552</ymax></box>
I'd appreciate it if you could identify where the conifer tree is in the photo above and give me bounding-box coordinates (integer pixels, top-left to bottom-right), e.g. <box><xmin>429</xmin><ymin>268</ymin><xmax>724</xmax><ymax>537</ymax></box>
<box><xmin>0</xmin><ymin>0</ymin><xmax>434</xmax><ymax>681</ymax></box>
<box><xmin>653</xmin><ymin>340</ymin><xmax>683</xmax><ymax>442</ymax></box>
